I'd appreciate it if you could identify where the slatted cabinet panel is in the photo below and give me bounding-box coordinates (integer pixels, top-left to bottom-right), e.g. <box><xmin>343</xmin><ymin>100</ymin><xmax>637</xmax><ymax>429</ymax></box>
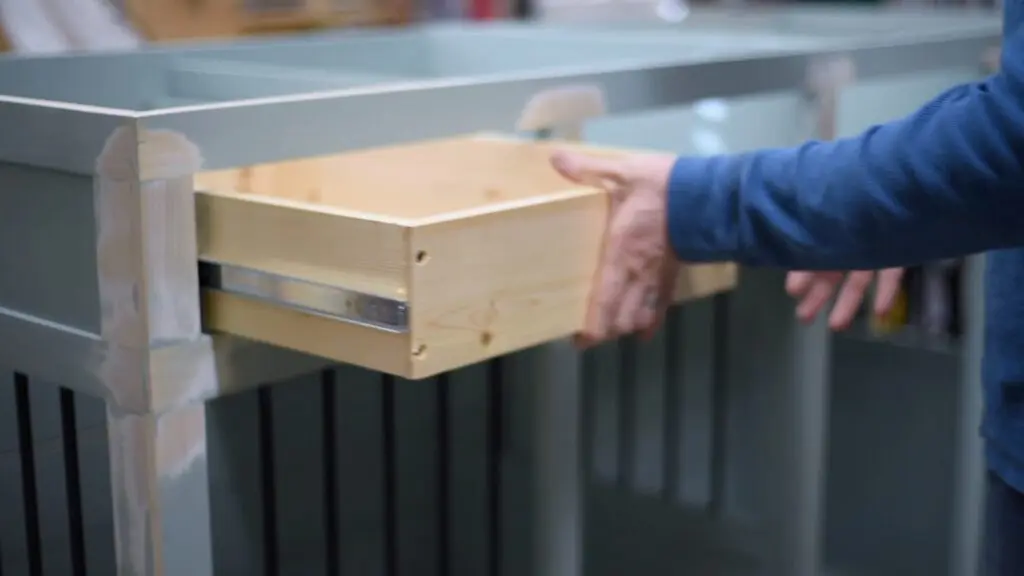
<box><xmin>0</xmin><ymin>288</ymin><xmax>975</xmax><ymax>576</ymax></box>
<box><xmin>0</xmin><ymin>374</ymin><xmax>112</xmax><ymax>576</ymax></box>
<box><xmin>0</xmin><ymin>293</ymin><xmax>726</xmax><ymax>576</ymax></box>
<box><xmin>0</xmin><ymin>356</ymin><xmax>509</xmax><ymax>576</ymax></box>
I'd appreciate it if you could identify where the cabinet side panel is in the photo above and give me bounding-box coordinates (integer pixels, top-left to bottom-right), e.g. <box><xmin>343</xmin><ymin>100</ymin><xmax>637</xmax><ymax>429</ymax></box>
<box><xmin>0</xmin><ymin>163</ymin><xmax>101</xmax><ymax>332</ymax></box>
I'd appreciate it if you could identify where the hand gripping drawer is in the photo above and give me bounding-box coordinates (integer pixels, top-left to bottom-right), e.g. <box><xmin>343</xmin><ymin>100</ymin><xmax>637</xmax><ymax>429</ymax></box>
<box><xmin>195</xmin><ymin>134</ymin><xmax>737</xmax><ymax>380</ymax></box>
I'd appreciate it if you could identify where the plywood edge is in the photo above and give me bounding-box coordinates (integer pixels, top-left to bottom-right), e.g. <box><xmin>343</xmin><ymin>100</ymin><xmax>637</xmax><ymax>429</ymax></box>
<box><xmin>411</xmin><ymin>186</ymin><xmax>601</xmax><ymax>226</ymax></box>
<box><xmin>407</xmin><ymin>191</ymin><xmax>608</xmax><ymax>378</ymax></box>
<box><xmin>203</xmin><ymin>291</ymin><xmax>412</xmax><ymax>377</ymax></box>
<box><xmin>195</xmin><ymin>191</ymin><xmax>410</xmax><ymax>300</ymax></box>
<box><xmin>195</xmin><ymin>186</ymin><xmax>415</xmax><ymax>226</ymax></box>
<box><xmin>405</xmin><ymin>134</ymin><xmax>675</xmax><ymax>227</ymax></box>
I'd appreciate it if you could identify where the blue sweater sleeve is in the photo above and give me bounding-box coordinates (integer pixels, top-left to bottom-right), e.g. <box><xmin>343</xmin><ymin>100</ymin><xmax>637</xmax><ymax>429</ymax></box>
<box><xmin>667</xmin><ymin>27</ymin><xmax>1024</xmax><ymax>270</ymax></box>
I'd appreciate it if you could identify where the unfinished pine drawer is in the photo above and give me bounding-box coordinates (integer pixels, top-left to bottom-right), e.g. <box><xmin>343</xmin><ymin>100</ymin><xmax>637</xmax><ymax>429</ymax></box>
<box><xmin>195</xmin><ymin>135</ymin><xmax>737</xmax><ymax>379</ymax></box>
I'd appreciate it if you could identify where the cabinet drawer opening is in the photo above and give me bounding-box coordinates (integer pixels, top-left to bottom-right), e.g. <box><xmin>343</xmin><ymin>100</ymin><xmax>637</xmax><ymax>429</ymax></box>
<box><xmin>195</xmin><ymin>134</ymin><xmax>737</xmax><ymax>379</ymax></box>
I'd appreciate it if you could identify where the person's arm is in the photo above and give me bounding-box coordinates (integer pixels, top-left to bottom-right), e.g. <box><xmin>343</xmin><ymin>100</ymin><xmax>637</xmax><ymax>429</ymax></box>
<box><xmin>667</xmin><ymin>27</ymin><xmax>1024</xmax><ymax>271</ymax></box>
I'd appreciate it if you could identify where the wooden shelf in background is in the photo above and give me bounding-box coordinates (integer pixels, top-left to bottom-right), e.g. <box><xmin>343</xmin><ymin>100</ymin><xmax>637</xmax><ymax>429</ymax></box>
<box><xmin>125</xmin><ymin>0</ymin><xmax>414</xmax><ymax>42</ymax></box>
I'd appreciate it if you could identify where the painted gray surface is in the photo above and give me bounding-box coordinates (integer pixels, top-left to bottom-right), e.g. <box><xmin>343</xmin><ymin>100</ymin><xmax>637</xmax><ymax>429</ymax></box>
<box><xmin>0</xmin><ymin>53</ymin><xmax>167</xmax><ymax>109</ymax></box>
<box><xmin>0</xmin><ymin>163</ymin><xmax>100</xmax><ymax>333</ymax></box>
<box><xmin>824</xmin><ymin>335</ymin><xmax>960</xmax><ymax>576</ymax></box>
<box><xmin>583</xmin><ymin>275</ymin><xmax>972</xmax><ymax>576</ymax></box>
<box><xmin>0</xmin><ymin>27</ymin><xmax>818</xmax><ymax>110</ymax></box>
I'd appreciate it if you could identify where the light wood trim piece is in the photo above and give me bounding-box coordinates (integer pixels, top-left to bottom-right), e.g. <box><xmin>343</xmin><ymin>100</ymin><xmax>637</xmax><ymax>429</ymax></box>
<box><xmin>195</xmin><ymin>191</ymin><xmax>409</xmax><ymax>300</ymax></box>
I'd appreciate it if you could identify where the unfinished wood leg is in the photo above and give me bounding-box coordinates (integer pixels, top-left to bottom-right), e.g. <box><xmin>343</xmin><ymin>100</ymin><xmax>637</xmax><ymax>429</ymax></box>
<box><xmin>96</xmin><ymin>116</ymin><xmax>213</xmax><ymax>576</ymax></box>
<box><xmin>107</xmin><ymin>401</ymin><xmax>213</xmax><ymax>576</ymax></box>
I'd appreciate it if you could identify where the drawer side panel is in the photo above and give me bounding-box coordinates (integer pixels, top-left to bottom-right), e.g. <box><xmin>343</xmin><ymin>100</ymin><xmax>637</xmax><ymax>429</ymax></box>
<box><xmin>201</xmin><ymin>291</ymin><xmax>411</xmax><ymax>376</ymax></box>
<box><xmin>195</xmin><ymin>191</ymin><xmax>409</xmax><ymax>300</ymax></box>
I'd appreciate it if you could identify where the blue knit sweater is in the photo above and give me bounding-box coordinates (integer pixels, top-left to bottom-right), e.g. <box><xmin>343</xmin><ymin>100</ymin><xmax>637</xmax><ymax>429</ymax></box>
<box><xmin>666</xmin><ymin>9</ymin><xmax>1024</xmax><ymax>490</ymax></box>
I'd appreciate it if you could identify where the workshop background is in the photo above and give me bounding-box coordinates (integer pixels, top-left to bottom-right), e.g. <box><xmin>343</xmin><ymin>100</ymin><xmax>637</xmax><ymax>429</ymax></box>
<box><xmin>0</xmin><ymin>1</ymin><xmax>1002</xmax><ymax>576</ymax></box>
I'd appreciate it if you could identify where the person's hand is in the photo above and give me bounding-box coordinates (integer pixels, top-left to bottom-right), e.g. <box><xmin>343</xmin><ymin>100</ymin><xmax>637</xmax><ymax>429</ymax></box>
<box><xmin>785</xmin><ymin>268</ymin><xmax>904</xmax><ymax>330</ymax></box>
<box><xmin>550</xmin><ymin>149</ymin><xmax>679</xmax><ymax>348</ymax></box>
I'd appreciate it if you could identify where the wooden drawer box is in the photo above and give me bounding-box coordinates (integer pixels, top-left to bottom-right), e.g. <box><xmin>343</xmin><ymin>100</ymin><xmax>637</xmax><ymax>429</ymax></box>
<box><xmin>195</xmin><ymin>134</ymin><xmax>737</xmax><ymax>379</ymax></box>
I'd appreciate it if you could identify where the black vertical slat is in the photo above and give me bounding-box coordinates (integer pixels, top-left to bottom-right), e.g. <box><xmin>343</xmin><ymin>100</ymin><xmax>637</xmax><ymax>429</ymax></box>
<box><xmin>13</xmin><ymin>373</ymin><xmax>42</xmax><ymax>576</ymax></box>
<box><xmin>435</xmin><ymin>374</ymin><xmax>451</xmax><ymax>576</ymax></box>
<box><xmin>257</xmin><ymin>388</ymin><xmax>279</xmax><ymax>576</ymax></box>
<box><xmin>708</xmin><ymin>293</ymin><xmax>731</xmax><ymax>515</ymax></box>
<box><xmin>617</xmin><ymin>340</ymin><xmax>638</xmax><ymax>489</ymax></box>
<box><xmin>382</xmin><ymin>374</ymin><xmax>398</xmax><ymax>576</ymax></box>
<box><xmin>510</xmin><ymin>0</ymin><xmax>532</xmax><ymax>19</ymax></box>
<box><xmin>60</xmin><ymin>388</ymin><xmax>88</xmax><ymax>576</ymax></box>
<box><xmin>321</xmin><ymin>371</ymin><xmax>340</xmax><ymax>576</ymax></box>
<box><xmin>485</xmin><ymin>358</ymin><xmax>503</xmax><ymax>576</ymax></box>
<box><xmin>662</xmin><ymin>310</ymin><xmax>683</xmax><ymax>503</ymax></box>
<box><xmin>580</xmin><ymin>350</ymin><xmax>596</xmax><ymax>480</ymax></box>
